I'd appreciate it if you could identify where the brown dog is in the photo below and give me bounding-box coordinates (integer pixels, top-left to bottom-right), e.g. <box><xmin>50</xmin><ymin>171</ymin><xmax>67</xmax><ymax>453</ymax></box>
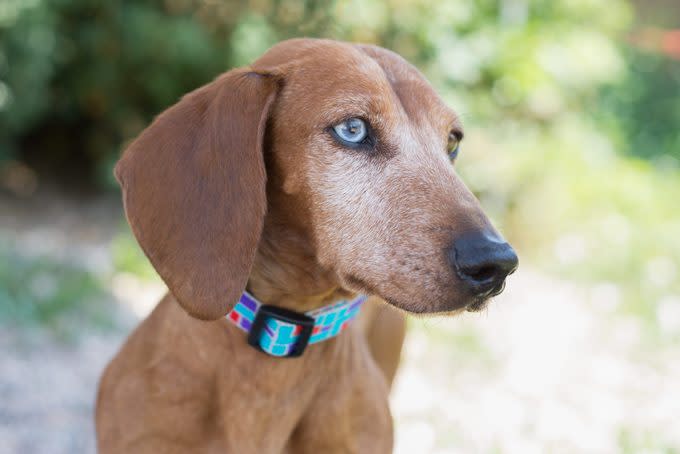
<box><xmin>96</xmin><ymin>38</ymin><xmax>518</xmax><ymax>453</ymax></box>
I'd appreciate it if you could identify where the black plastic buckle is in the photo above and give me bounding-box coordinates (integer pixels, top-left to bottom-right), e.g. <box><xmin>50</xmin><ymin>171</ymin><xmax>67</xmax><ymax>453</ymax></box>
<box><xmin>247</xmin><ymin>305</ymin><xmax>315</xmax><ymax>358</ymax></box>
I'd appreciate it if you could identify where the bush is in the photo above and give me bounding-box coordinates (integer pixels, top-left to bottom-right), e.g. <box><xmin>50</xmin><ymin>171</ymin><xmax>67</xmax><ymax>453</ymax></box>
<box><xmin>597</xmin><ymin>48</ymin><xmax>680</xmax><ymax>164</ymax></box>
<box><xmin>1</xmin><ymin>0</ymin><xmax>636</xmax><ymax>187</ymax></box>
<box><xmin>0</xmin><ymin>239</ymin><xmax>111</xmax><ymax>339</ymax></box>
<box><xmin>1</xmin><ymin>1</ymin><xmax>217</xmax><ymax>179</ymax></box>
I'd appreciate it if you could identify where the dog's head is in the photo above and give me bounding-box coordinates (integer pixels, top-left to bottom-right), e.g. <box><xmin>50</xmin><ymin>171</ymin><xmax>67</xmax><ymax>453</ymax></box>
<box><xmin>116</xmin><ymin>39</ymin><xmax>518</xmax><ymax>320</ymax></box>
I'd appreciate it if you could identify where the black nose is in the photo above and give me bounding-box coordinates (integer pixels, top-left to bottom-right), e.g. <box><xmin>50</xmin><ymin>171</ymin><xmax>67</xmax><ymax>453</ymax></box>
<box><xmin>450</xmin><ymin>232</ymin><xmax>518</xmax><ymax>295</ymax></box>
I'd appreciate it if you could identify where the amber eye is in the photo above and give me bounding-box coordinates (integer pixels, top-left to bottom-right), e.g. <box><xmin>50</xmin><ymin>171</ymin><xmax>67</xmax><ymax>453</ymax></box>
<box><xmin>447</xmin><ymin>131</ymin><xmax>461</xmax><ymax>160</ymax></box>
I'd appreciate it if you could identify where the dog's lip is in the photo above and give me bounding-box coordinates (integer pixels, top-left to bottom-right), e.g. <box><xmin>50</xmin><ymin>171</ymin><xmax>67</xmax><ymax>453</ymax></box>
<box><xmin>465</xmin><ymin>280</ymin><xmax>506</xmax><ymax>312</ymax></box>
<box><xmin>490</xmin><ymin>280</ymin><xmax>506</xmax><ymax>296</ymax></box>
<box><xmin>382</xmin><ymin>278</ymin><xmax>508</xmax><ymax>314</ymax></box>
<box><xmin>465</xmin><ymin>298</ymin><xmax>488</xmax><ymax>312</ymax></box>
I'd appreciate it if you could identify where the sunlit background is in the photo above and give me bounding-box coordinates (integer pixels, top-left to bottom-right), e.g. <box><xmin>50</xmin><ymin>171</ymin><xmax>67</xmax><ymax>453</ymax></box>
<box><xmin>1</xmin><ymin>0</ymin><xmax>679</xmax><ymax>452</ymax></box>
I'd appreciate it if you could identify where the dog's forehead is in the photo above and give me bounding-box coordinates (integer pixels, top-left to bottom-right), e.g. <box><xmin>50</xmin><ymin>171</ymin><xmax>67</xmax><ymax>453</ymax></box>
<box><xmin>254</xmin><ymin>39</ymin><xmax>458</xmax><ymax>132</ymax></box>
<box><xmin>356</xmin><ymin>44</ymin><xmax>460</xmax><ymax>131</ymax></box>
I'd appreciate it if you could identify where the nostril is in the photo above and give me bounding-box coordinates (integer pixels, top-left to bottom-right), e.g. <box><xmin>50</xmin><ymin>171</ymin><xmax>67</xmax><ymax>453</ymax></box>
<box><xmin>462</xmin><ymin>264</ymin><xmax>499</xmax><ymax>283</ymax></box>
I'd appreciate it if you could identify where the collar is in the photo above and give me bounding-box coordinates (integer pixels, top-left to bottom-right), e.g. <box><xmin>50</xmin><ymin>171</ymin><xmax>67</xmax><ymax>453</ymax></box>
<box><xmin>227</xmin><ymin>291</ymin><xmax>367</xmax><ymax>358</ymax></box>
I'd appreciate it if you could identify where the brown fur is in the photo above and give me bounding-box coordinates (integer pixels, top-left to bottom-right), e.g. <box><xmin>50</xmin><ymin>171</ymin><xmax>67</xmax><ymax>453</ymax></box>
<box><xmin>97</xmin><ymin>38</ymin><xmax>504</xmax><ymax>453</ymax></box>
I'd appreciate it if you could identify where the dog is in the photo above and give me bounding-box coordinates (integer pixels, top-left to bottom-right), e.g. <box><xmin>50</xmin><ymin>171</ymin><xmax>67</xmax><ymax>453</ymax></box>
<box><xmin>96</xmin><ymin>38</ymin><xmax>518</xmax><ymax>453</ymax></box>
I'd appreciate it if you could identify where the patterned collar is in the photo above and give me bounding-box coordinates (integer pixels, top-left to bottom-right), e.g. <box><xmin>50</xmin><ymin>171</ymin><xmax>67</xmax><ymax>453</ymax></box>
<box><xmin>227</xmin><ymin>291</ymin><xmax>366</xmax><ymax>358</ymax></box>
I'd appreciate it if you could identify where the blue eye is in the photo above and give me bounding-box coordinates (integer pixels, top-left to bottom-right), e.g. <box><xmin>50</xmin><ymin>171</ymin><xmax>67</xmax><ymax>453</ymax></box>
<box><xmin>447</xmin><ymin>131</ymin><xmax>461</xmax><ymax>161</ymax></box>
<box><xmin>332</xmin><ymin>118</ymin><xmax>368</xmax><ymax>145</ymax></box>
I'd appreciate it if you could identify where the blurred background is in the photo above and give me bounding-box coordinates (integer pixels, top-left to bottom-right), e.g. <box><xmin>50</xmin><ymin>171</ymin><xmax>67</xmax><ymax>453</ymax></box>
<box><xmin>1</xmin><ymin>0</ymin><xmax>679</xmax><ymax>452</ymax></box>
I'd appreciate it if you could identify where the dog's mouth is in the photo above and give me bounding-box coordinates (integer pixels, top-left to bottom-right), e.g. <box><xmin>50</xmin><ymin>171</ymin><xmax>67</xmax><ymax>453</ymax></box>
<box><xmin>376</xmin><ymin>277</ymin><xmax>510</xmax><ymax>315</ymax></box>
<box><xmin>465</xmin><ymin>280</ymin><xmax>506</xmax><ymax>312</ymax></box>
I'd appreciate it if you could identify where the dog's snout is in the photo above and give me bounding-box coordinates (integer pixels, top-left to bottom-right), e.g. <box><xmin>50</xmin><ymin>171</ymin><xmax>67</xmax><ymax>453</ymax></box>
<box><xmin>449</xmin><ymin>232</ymin><xmax>518</xmax><ymax>295</ymax></box>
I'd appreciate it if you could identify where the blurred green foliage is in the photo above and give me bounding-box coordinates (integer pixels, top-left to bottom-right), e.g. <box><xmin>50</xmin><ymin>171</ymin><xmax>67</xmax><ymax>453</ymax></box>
<box><xmin>618</xmin><ymin>427</ymin><xmax>680</xmax><ymax>454</ymax></box>
<box><xmin>0</xmin><ymin>240</ymin><xmax>112</xmax><ymax>339</ymax></box>
<box><xmin>111</xmin><ymin>229</ymin><xmax>158</xmax><ymax>281</ymax></box>
<box><xmin>1</xmin><ymin>0</ymin><xmax>239</xmax><ymax>180</ymax></box>
<box><xmin>598</xmin><ymin>49</ymin><xmax>680</xmax><ymax>163</ymax></box>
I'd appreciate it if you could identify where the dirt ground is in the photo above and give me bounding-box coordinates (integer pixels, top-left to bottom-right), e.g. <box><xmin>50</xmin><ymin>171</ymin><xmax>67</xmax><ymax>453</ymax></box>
<box><xmin>1</xmin><ymin>191</ymin><xmax>679</xmax><ymax>453</ymax></box>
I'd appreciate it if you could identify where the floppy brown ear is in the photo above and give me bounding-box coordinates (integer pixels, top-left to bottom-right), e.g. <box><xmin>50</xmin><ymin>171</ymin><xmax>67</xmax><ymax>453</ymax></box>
<box><xmin>115</xmin><ymin>69</ymin><xmax>279</xmax><ymax>320</ymax></box>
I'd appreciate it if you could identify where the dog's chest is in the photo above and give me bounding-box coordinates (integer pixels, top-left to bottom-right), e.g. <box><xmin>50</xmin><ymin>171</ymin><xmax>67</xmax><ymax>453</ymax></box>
<box><xmin>283</xmin><ymin>369</ymin><xmax>393</xmax><ymax>453</ymax></box>
<box><xmin>216</xmin><ymin>332</ymin><xmax>393</xmax><ymax>453</ymax></box>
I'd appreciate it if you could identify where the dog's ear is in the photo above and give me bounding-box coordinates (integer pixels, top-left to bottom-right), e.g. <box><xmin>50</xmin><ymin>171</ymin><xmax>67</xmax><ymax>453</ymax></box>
<box><xmin>115</xmin><ymin>69</ymin><xmax>279</xmax><ymax>320</ymax></box>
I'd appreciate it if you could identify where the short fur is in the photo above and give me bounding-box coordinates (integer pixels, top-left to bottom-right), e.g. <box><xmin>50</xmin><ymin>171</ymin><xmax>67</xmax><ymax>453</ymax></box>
<box><xmin>97</xmin><ymin>39</ymin><xmax>506</xmax><ymax>453</ymax></box>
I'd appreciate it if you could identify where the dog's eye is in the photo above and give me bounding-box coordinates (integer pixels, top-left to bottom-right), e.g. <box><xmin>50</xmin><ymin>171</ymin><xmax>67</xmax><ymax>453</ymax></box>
<box><xmin>332</xmin><ymin>118</ymin><xmax>368</xmax><ymax>145</ymax></box>
<box><xmin>448</xmin><ymin>131</ymin><xmax>462</xmax><ymax>161</ymax></box>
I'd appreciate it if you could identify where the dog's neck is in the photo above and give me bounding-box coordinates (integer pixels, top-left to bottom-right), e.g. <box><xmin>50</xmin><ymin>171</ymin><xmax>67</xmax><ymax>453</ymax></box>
<box><xmin>247</xmin><ymin>217</ymin><xmax>354</xmax><ymax>313</ymax></box>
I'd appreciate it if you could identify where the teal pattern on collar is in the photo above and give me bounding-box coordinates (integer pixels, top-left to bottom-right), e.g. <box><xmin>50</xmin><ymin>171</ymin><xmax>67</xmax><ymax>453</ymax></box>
<box><xmin>227</xmin><ymin>292</ymin><xmax>367</xmax><ymax>357</ymax></box>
